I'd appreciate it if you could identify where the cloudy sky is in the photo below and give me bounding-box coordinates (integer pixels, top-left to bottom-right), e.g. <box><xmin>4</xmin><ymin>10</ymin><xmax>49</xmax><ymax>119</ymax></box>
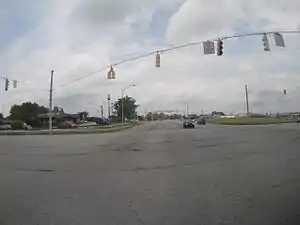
<box><xmin>0</xmin><ymin>0</ymin><xmax>300</xmax><ymax>116</ymax></box>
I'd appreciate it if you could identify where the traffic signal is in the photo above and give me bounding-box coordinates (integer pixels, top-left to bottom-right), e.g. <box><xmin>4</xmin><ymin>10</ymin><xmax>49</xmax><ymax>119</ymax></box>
<box><xmin>262</xmin><ymin>34</ymin><xmax>270</xmax><ymax>51</ymax></box>
<box><xmin>216</xmin><ymin>40</ymin><xmax>223</xmax><ymax>56</ymax></box>
<box><xmin>107</xmin><ymin>66</ymin><xmax>116</xmax><ymax>79</ymax></box>
<box><xmin>5</xmin><ymin>79</ymin><xmax>9</xmax><ymax>91</ymax></box>
<box><xmin>155</xmin><ymin>52</ymin><xmax>161</xmax><ymax>67</ymax></box>
<box><xmin>283</xmin><ymin>89</ymin><xmax>287</xmax><ymax>95</ymax></box>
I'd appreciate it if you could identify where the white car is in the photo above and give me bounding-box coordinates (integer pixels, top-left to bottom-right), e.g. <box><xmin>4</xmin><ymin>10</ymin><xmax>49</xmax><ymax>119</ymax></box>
<box><xmin>23</xmin><ymin>123</ymin><xmax>32</xmax><ymax>130</ymax></box>
<box><xmin>0</xmin><ymin>125</ymin><xmax>11</xmax><ymax>130</ymax></box>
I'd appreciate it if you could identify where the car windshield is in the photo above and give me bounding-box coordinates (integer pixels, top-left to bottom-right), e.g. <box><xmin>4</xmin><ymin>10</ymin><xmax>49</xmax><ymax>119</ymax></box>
<box><xmin>1</xmin><ymin>1</ymin><xmax>300</xmax><ymax>225</ymax></box>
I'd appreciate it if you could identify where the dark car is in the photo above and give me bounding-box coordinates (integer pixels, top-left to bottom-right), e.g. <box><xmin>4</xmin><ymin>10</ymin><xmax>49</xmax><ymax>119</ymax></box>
<box><xmin>95</xmin><ymin>118</ymin><xmax>111</xmax><ymax>126</ymax></box>
<box><xmin>197</xmin><ymin>117</ymin><xmax>206</xmax><ymax>125</ymax></box>
<box><xmin>183</xmin><ymin>120</ymin><xmax>195</xmax><ymax>128</ymax></box>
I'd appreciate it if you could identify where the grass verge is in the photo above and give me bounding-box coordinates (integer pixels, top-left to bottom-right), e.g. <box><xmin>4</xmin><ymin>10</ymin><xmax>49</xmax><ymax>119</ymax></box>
<box><xmin>208</xmin><ymin>117</ymin><xmax>296</xmax><ymax>125</ymax></box>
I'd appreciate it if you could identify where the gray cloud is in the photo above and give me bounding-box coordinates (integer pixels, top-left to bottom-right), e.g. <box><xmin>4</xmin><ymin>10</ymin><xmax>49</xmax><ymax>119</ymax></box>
<box><xmin>69</xmin><ymin>1</ymin><xmax>137</xmax><ymax>27</ymax></box>
<box><xmin>251</xmin><ymin>87</ymin><xmax>300</xmax><ymax>113</ymax></box>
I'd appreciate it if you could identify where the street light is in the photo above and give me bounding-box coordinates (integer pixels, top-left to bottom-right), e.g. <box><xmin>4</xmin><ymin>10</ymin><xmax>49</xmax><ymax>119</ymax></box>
<box><xmin>121</xmin><ymin>84</ymin><xmax>136</xmax><ymax>124</ymax></box>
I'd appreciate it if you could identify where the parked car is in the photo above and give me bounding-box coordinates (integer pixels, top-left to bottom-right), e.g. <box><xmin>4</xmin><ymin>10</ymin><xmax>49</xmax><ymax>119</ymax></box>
<box><xmin>23</xmin><ymin>123</ymin><xmax>32</xmax><ymax>130</ymax></box>
<box><xmin>95</xmin><ymin>118</ymin><xmax>111</xmax><ymax>126</ymax></box>
<box><xmin>0</xmin><ymin>125</ymin><xmax>11</xmax><ymax>130</ymax></box>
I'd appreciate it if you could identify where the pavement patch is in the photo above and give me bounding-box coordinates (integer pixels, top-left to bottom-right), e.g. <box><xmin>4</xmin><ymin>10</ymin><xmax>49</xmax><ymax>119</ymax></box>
<box><xmin>16</xmin><ymin>168</ymin><xmax>54</xmax><ymax>172</ymax></box>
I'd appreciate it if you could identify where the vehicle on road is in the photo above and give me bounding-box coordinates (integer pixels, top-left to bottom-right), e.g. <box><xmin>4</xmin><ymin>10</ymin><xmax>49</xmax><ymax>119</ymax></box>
<box><xmin>95</xmin><ymin>118</ymin><xmax>111</xmax><ymax>126</ymax></box>
<box><xmin>183</xmin><ymin>120</ymin><xmax>195</xmax><ymax>128</ymax></box>
<box><xmin>197</xmin><ymin>117</ymin><xmax>207</xmax><ymax>125</ymax></box>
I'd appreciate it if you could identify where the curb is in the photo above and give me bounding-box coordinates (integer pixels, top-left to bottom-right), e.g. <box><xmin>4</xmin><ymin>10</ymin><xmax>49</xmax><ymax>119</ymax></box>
<box><xmin>0</xmin><ymin>124</ymin><xmax>137</xmax><ymax>136</ymax></box>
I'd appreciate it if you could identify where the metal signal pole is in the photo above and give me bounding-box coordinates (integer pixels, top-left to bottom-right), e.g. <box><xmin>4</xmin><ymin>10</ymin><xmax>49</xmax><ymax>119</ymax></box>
<box><xmin>107</xmin><ymin>94</ymin><xmax>111</xmax><ymax>118</ymax></box>
<box><xmin>245</xmin><ymin>85</ymin><xmax>250</xmax><ymax>116</ymax></box>
<box><xmin>49</xmin><ymin>70</ymin><xmax>54</xmax><ymax>135</ymax></box>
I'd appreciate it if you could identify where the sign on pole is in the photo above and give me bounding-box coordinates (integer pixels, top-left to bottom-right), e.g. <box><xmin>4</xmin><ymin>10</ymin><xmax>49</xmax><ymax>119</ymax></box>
<box><xmin>13</xmin><ymin>80</ymin><xmax>17</xmax><ymax>88</ymax></box>
<box><xmin>203</xmin><ymin>41</ymin><xmax>215</xmax><ymax>55</ymax></box>
<box><xmin>274</xmin><ymin>32</ymin><xmax>285</xmax><ymax>47</ymax></box>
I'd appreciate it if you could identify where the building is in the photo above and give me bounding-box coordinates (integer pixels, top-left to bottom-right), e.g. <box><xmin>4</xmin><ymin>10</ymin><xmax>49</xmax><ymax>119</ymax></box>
<box><xmin>37</xmin><ymin>112</ymin><xmax>80</xmax><ymax>127</ymax></box>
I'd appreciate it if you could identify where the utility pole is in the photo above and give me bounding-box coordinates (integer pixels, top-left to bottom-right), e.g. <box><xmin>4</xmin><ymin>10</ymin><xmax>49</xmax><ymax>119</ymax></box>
<box><xmin>111</xmin><ymin>102</ymin><xmax>114</xmax><ymax>117</ymax></box>
<box><xmin>121</xmin><ymin>90</ymin><xmax>124</xmax><ymax>124</ymax></box>
<box><xmin>186</xmin><ymin>103</ymin><xmax>189</xmax><ymax>117</ymax></box>
<box><xmin>49</xmin><ymin>70</ymin><xmax>54</xmax><ymax>135</ymax></box>
<box><xmin>100</xmin><ymin>105</ymin><xmax>104</xmax><ymax>118</ymax></box>
<box><xmin>107</xmin><ymin>94</ymin><xmax>111</xmax><ymax>118</ymax></box>
<box><xmin>0</xmin><ymin>78</ymin><xmax>3</xmax><ymax>115</ymax></box>
<box><xmin>245</xmin><ymin>85</ymin><xmax>250</xmax><ymax>116</ymax></box>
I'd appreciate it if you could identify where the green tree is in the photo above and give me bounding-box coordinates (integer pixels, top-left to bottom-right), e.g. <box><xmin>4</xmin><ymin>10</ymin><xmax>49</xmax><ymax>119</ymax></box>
<box><xmin>159</xmin><ymin>112</ymin><xmax>166</xmax><ymax>120</ymax></box>
<box><xmin>113</xmin><ymin>95</ymin><xmax>138</xmax><ymax>121</ymax></box>
<box><xmin>9</xmin><ymin>102</ymin><xmax>48</xmax><ymax>127</ymax></box>
<box><xmin>146</xmin><ymin>112</ymin><xmax>153</xmax><ymax>121</ymax></box>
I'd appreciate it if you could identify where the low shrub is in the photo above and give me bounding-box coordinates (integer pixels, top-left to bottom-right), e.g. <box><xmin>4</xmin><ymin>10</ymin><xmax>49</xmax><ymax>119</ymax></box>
<box><xmin>11</xmin><ymin>120</ymin><xmax>24</xmax><ymax>130</ymax></box>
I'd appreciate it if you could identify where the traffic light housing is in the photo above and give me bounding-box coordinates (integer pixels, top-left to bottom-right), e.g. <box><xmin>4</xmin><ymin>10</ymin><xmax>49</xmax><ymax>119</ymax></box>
<box><xmin>5</xmin><ymin>79</ymin><xmax>9</xmax><ymax>91</ymax></box>
<box><xmin>216</xmin><ymin>40</ymin><xmax>223</xmax><ymax>56</ymax></box>
<box><xmin>262</xmin><ymin>34</ymin><xmax>270</xmax><ymax>51</ymax></box>
<box><xmin>155</xmin><ymin>52</ymin><xmax>161</xmax><ymax>67</ymax></box>
<box><xmin>107</xmin><ymin>66</ymin><xmax>116</xmax><ymax>79</ymax></box>
<box><xmin>283</xmin><ymin>89</ymin><xmax>287</xmax><ymax>95</ymax></box>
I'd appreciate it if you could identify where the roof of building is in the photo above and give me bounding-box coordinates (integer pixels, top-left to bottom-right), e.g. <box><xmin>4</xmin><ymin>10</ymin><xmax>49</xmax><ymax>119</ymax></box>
<box><xmin>37</xmin><ymin>112</ymin><xmax>79</xmax><ymax>119</ymax></box>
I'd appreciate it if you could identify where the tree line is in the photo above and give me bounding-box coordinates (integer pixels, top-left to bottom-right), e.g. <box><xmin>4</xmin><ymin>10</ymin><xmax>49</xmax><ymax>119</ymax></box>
<box><xmin>0</xmin><ymin>95</ymin><xmax>138</xmax><ymax>127</ymax></box>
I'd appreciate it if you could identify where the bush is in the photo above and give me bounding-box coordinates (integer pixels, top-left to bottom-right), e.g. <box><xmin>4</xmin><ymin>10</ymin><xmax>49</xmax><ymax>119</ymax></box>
<box><xmin>11</xmin><ymin>120</ymin><xmax>24</xmax><ymax>130</ymax></box>
<box><xmin>249</xmin><ymin>114</ymin><xmax>267</xmax><ymax>118</ymax></box>
<box><xmin>26</xmin><ymin>118</ymin><xmax>42</xmax><ymax>128</ymax></box>
<box><xmin>57</xmin><ymin>122</ymin><xmax>71</xmax><ymax>129</ymax></box>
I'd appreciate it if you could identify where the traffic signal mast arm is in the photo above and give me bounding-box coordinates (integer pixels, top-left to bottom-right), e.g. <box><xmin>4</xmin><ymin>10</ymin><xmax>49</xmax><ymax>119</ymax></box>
<box><xmin>54</xmin><ymin>30</ymin><xmax>300</xmax><ymax>89</ymax></box>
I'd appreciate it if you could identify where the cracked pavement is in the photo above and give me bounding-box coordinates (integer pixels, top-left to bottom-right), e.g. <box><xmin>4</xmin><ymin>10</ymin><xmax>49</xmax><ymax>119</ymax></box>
<box><xmin>1</xmin><ymin>121</ymin><xmax>300</xmax><ymax>225</ymax></box>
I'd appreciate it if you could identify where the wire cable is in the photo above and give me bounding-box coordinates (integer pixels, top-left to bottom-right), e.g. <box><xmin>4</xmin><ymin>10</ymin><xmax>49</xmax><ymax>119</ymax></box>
<box><xmin>12</xmin><ymin>30</ymin><xmax>300</xmax><ymax>90</ymax></box>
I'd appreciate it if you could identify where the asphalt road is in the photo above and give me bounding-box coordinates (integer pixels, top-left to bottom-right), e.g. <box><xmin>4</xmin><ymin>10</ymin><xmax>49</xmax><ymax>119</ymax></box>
<box><xmin>1</xmin><ymin>121</ymin><xmax>300</xmax><ymax>225</ymax></box>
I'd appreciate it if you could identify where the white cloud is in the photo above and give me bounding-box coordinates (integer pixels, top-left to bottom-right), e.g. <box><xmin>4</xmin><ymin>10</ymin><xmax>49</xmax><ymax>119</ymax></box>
<box><xmin>1</xmin><ymin>0</ymin><xmax>300</xmax><ymax>116</ymax></box>
<box><xmin>166</xmin><ymin>0</ymin><xmax>300</xmax><ymax>44</ymax></box>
